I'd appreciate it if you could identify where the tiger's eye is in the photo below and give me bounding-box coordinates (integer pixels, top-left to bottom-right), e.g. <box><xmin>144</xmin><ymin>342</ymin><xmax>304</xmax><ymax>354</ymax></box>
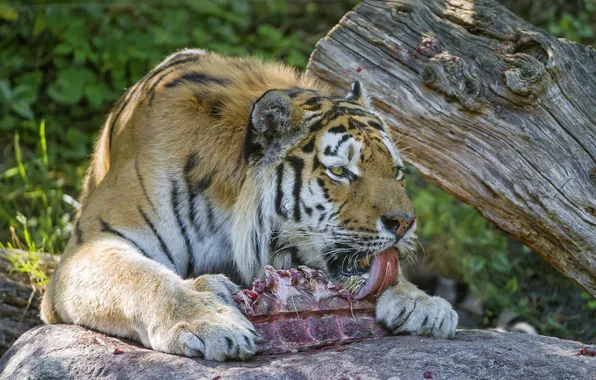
<box><xmin>330</xmin><ymin>167</ymin><xmax>344</xmax><ymax>176</ymax></box>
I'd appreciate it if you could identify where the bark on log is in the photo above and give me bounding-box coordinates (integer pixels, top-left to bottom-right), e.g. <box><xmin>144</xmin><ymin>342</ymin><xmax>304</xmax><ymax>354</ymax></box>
<box><xmin>307</xmin><ymin>0</ymin><xmax>596</xmax><ymax>296</ymax></box>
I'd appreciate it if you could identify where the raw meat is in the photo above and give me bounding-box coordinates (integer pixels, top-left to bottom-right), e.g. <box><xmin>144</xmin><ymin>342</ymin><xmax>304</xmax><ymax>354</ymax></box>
<box><xmin>234</xmin><ymin>265</ymin><xmax>390</xmax><ymax>354</ymax></box>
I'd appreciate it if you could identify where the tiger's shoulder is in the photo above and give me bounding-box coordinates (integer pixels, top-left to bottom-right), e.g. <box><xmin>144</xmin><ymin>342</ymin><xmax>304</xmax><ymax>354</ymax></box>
<box><xmin>79</xmin><ymin>49</ymin><xmax>327</xmax><ymax>212</ymax></box>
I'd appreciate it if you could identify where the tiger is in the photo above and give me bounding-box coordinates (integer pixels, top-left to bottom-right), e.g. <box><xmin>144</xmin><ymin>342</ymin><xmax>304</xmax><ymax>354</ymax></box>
<box><xmin>40</xmin><ymin>49</ymin><xmax>458</xmax><ymax>361</ymax></box>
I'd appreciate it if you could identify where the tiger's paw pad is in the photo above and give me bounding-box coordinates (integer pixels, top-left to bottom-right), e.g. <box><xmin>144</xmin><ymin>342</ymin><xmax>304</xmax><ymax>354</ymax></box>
<box><xmin>375</xmin><ymin>283</ymin><xmax>458</xmax><ymax>339</ymax></box>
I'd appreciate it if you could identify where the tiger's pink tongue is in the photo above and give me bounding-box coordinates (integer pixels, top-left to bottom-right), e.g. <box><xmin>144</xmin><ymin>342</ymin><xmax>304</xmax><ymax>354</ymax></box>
<box><xmin>353</xmin><ymin>247</ymin><xmax>399</xmax><ymax>300</ymax></box>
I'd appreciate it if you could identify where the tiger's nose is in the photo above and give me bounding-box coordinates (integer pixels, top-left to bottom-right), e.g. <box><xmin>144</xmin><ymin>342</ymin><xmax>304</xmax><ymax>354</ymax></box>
<box><xmin>381</xmin><ymin>214</ymin><xmax>416</xmax><ymax>237</ymax></box>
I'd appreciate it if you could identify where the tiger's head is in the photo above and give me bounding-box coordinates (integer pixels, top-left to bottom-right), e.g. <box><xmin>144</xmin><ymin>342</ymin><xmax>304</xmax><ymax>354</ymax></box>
<box><xmin>240</xmin><ymin>81</ymin><xmax>416</xmax><ymax>297</ymax></box>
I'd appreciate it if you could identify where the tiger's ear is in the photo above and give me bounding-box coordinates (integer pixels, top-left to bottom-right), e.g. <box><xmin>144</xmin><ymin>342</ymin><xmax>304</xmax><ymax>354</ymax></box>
<box><xmin>345</xmin><ymin>81</ymin><xmax>372</xmax><ymax>108</ymax></box>
<box><xmin>243</xmin><ymin>90</ymin><xmax>299</xmax><ymax>163</ymax></box>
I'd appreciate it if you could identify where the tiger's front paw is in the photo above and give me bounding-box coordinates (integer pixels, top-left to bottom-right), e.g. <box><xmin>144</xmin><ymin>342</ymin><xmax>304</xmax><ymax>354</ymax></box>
<box><xmin>164</xmin><ymin>307</ymin><xmax>258</xmax><ymax>361</ymax></box>
<box><xmin>375</xmin><ymin>281</ymin><xmax>458</xmax><ymax>339</ymax></box>
<box><xmin>150</xmin><ymin>282</ymin><xmax>259</xmax><ymax>361</ymax></box>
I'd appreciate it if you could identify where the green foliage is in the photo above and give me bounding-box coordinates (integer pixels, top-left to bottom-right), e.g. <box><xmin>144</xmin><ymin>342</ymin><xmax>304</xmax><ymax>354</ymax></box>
<box><xmin>548</xmin><ymin>0</ymin><xmax>596</xmax><ymax>44</ymax></box>
<box><xmin>1</xmin><ymin>120</ymin><xmax>73</xmax><ymax>254</ymax></box>
<box><xmin>500</xmin><ymin>0</ymin><xmax>595</xmax><ymax>47</ymax></box>
<box><xmin>0</xmin><ymin>0</ymin><xmax>357</xmax><ymax>251</ymax></box>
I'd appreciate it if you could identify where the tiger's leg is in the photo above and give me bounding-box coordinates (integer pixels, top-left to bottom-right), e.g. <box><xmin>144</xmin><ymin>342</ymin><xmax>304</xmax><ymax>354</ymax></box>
<box><xmin>375</xmin><ymin>274</ymin><xmax>458</xmax><ymax>339</ymax></box>
<box><xmin>41</xmin><ymin>238</ymin><xmax>258</xmax><ymax>361</ymax></box>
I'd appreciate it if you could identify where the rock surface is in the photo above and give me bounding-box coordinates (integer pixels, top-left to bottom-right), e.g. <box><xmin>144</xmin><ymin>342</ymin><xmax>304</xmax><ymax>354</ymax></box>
<box><xmin>1</xmin><ymin>325</ymin><xmax>594</xmax><ymax>379</ymax></box>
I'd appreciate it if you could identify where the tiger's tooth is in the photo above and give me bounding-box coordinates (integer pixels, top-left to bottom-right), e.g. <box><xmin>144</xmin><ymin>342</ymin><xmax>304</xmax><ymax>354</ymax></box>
<box><xmin>359</xmin><ymin>255</ymin><xmax>372</xmax><ymax>268</ymax></box>
<box><xmin>362</xmin><ymin>272</ymin><xmax>370</xmax><ymax>279</ymax></box>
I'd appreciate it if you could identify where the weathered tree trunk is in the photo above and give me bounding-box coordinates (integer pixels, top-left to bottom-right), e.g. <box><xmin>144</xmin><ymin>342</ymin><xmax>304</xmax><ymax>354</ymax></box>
<box><xmin>307</xmin><ymin>0</ymin><xmax>596</xmax><ymax>296</ymax></box>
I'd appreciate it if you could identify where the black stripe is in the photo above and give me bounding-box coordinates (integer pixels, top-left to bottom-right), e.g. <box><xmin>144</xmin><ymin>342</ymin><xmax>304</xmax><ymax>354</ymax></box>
<box><xmin>108</xmin><ymin>54</ymin><xmax>201</xmax><ymax>150</ymax></box>
<box><xmin>348</xmin><ymin>117</ymin><xmax>369</xmax><ymax>131</ymax></box>
<box><xmin>302</xmin><ymin>97</ymin><xmax>323</xmax><ymax>111</ymax></box>
<box><xmin>135</xmin><ymin>159</ymin><xmax>158</xmax><ymax>214</ymax></box>
<box><xmin>108</xmin><ymin>91</ymin><xmax>133</xmax><ymax>151</ymax></box>
<box><xmin>303</xmin><ymin>202</ymin><xmax>313</xmax><ymax>216</ymax></box>
<box><xmin>184</xmin><ymin>153</ymin><xmax>203</xmax><ymax>241</ymax></box>
<box><xmin>318</xmin><ymin>212</ymin><xmax>328</xmax><ymax>223</ymax></box>
<box><xmin>316</xmin><ymin>177</ymin><xmax>330</xmax><ymax>199</ymax></box>
<box><xmin>287</xmin><ymin>156</ymin><xmax>304</xmax><ymax>222</ymax></box>
<box><xmin>195</xmin><ymin>173</ymin><xmax>213</xmax><ymax>194</ymax></box>
<box><xmin>147</xmin><ymin>66</ymin><xmax>180</xmax><ymax>105</ymax></box>
<box><xmin>99</xmin><ymin>218</ymin><xmax>151</xmax><ymax>258</ymax></box>
<box><xmin>210</xmin><ymin>99</ymin><xmax>224</xmax><ymax>119</ymax></box>
<box><xmin>171</xmin><ymin>179</ymin><xmax>193</xmax><ymax>278</ymax></box>
<box><xmin>205</xmin><ymin>200</ymin><xmax>216</xmax><ymax>233</ymax></box>
<box><xmin>327</xmin><ymin>210</ymin><xmax>340</xmax><ymax>221</ymax></box>
<box><xmin>145</xmin><ymin>56</ymin><xmax>202</xmax><ymax>105</ymax></box>
<box><xmin>257</xmin><ymin>203</ymin><xmax>264</xmax><ymax>230</ymax></box>
<box><xmin>275</xmin><ymin>163</ymin><xmax>286</xmax><ymax>218</ymax></box>
<box><xmin>145</xmin><ymin>54</ymin><xmax>202</xmax><ymax>90</ymax></box>
<box><xmin>333</xmin><ymin>105</ymin><xmax>372</xmax><ymax>117</ymax></box>
<box><xmin>184</xmin><ymin>152</ymin><xmax>201</xmax><ymax>174</ymax></box>
<box><xmin>289</xmin><ymin>246</ymin><xmax>299</xmax><ymax>264</ymax></box>
<box><xmin>155</xmin><ymin>51</ymin><xmax>201</xmax><ymax>69</ymax></box>
<box><xmin>312</xmin><ymin>155</ymin><xmax>321</xmax><ymax>171</ymax></box>
<box><xmin>328</xmin><ymin>125</ymin><xmax>348</xmax><ymax>134</ymax></box>
<box><xmin>164</xmin><ymin>72</ymin><xmax>229</xmax><ymax>88</ymax></box>
<box><xmin>337</xmin><ymin>200</ymin><xmax>349</xmax><ymax>213</ymax></box>
<box><xmin>368</xmin><ymin>120</ymin><xmax>383</xmax><ymax>130</ymax></box>
<box><xmin>75</xmin><ymin>220</ymin><xmax>83</xmax><ymax>244</ymax></box>
<box><xmin>309</xmin><ymin>111</ymin><xmax>331</xmax><ymax>133</ymax></box>
<box><xmin>252</xmin><ymin>232</ymin><xmax>260</xmax><ymax>262</ymax></box>
<box><xmin>138</xmin><ymin>207</ymin><xmax>176</xmax><ymax>270</ymax></box>
<box><xmin>302</xmin><ymin>136</ymin><xmax>316</xmax><ymax>153</ymax></box>
<box><xmin>323</xmin><ymin>135</ymin><xmax>351</xmax><ymax>156</ymax></box>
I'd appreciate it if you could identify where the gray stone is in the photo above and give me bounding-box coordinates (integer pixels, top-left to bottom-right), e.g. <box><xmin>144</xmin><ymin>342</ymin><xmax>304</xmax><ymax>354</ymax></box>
<box><xmin>1</xmin><ymin>325</ymin><xmax>594</xmax><ymax>379</ymax></box>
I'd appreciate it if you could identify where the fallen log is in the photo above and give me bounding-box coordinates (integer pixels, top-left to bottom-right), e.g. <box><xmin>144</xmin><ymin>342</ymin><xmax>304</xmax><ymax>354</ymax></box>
<box><xmin>307</xmin><ymin>0</ymin><xmax>596</xmax><ymax>296</ymax></box>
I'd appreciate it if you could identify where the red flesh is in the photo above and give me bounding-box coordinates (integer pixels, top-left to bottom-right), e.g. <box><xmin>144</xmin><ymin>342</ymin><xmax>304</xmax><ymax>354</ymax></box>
<box><xmin>234</xmin><ymin>265</ymin><xmax>395</xmax><ymax>354</ymax></box>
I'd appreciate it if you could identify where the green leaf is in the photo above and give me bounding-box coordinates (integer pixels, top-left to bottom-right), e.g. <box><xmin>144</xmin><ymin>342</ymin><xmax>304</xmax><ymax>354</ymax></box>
<box><xmin>47</xmin><ymin>68</ymin><xmax>96</xmax><ymax>105</ymax></box>
<box><xmin>53</xmin><ymin>44</ymin><xmax>73</xmax><ymax>56</ymax></box>
<box><xmin>84</xmin><ymin>83</ymin><xmax>110</xmax><ymax>109</ymax></box>
<box><xmin>33</xmin><ymin>14</ymin><xmax>46</xmax><ymax>36</ymax></box>
<box><xmin>0</xmin><ymin>114</ymin><xmax>18</xmax><ymax>131</ymax></box>
<box><xmin>12</xmin><ymin>84</ymin><xmax>37</xmax><ymax>103</ymax></box>
<box><xmin>11</xmin><ymin>101</ymin><xmax>34</xmax><ymax>119</ymax></box>
<box><xmin>0</xmin><ymin>79</ymin><xmax>11</xmax><ymax>103</ymax></box>
<box><xmin>16</xmin><ymin>71</ymin><xmax>43</xmax><ymax>90</ymax></box>
<box><xmin>506</xmin><ymin>278</ymin><xmax>518</xmax><ymax>293</ymax></box>
<box><xmin>0</xmin><ymin>2</ymin><xmax>18</xmax><ymax>21</ymax></box>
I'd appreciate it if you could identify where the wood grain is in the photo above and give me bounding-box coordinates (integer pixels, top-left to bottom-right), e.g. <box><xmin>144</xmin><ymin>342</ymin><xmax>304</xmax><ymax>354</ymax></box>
<box><xmin>307</xmin><ymin>0</ymin><xmax>596</xmax><ymax>296</ymax></box>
